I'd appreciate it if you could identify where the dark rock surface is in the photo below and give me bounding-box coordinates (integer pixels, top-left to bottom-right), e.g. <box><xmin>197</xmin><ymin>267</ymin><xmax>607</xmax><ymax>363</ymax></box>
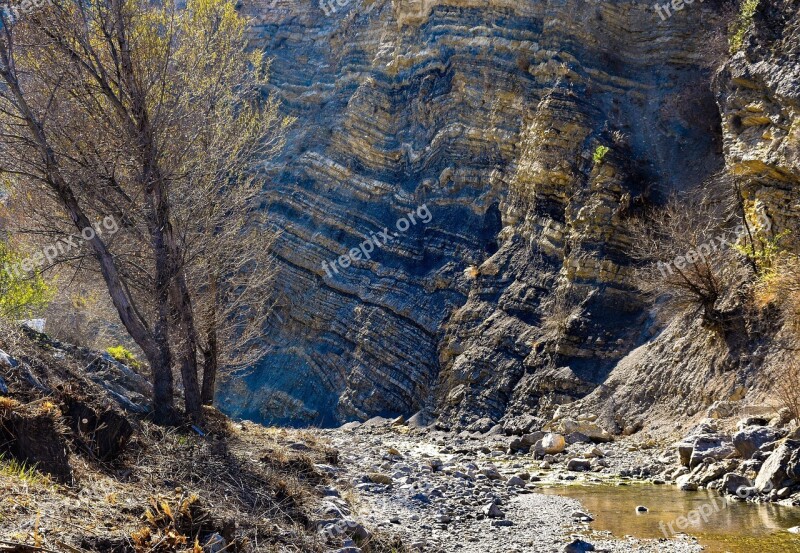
<box><xmin>218</xmin><ymin>0</ymin><xmax>800</xmax><ymax>429</ymax></box>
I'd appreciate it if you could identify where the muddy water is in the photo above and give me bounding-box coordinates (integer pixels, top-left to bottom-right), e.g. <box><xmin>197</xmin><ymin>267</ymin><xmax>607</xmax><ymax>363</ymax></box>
<box><xmin>542</xmin><ymin>483</ymin><xmax>800</xmax><ymax>552</ymax></box>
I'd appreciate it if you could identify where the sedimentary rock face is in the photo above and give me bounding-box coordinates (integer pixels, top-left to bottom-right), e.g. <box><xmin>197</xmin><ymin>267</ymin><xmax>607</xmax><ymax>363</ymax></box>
<box><xmin>219</xmin><ymin>0</ymin><xmax>799</xmax><ymax>429</ymax></box>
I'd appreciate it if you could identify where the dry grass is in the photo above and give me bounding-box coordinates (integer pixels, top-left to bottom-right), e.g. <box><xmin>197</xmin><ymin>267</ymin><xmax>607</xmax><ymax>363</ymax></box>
<box><xmin>0</xmin><ymin>319</ymin><xmax>406</xmax><ymax>552</ymax></box>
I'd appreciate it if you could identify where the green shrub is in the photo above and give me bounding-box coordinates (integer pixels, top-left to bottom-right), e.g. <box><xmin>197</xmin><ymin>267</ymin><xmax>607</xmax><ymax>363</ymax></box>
<box><xmin>107</xmin><ymin>345</ymin><xmax>144</xmax><ymax>370</ymax></box>
<box><xmin>729</xmin><ymin>0</ymin><xmax>759</xmax><ymax>53</ymax></box>
<box><xmin>592</xmin><ymin>145</ymin><xmax>611</xmax><ymax>165</ymax></box>
<box><xmin>0</xmin><ymin>241</ymin><xmax>53</xmax><ymax>319</ymax></box>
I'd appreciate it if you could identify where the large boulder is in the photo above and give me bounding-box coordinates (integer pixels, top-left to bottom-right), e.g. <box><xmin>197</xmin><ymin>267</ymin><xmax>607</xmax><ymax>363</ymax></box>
<box><xmin>733</xmin><ymin>426</ymin><xmax>784</xmax><ymax>460</ymax></box>
<box><xmin>537</xmin><ymin>433</ymin><xmax>566</xmax><ymax>454</ymax></box>
<box><xmin>721</xmin><ymin>473</ymin><xmax>753</xmax><ymax>497</ymax></box>
<box><xmin>755</xmin><ymin>440</ymin><xmax>800</xmax><ymax>493</ymax></box>
<box><xmin>688</xmin><ymin>435</ymin><xmax>736</xmax><ymax>469</ymax></box>
<box><xmin>553</xmin><ymin>419</ymin><xmax>612</xmax><ymax>443</ymax></box>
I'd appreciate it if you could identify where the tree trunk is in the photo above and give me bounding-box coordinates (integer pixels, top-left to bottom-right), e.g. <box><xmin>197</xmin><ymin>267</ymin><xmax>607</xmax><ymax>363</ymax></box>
<box><xmin>0</xmin><ymin>53</ymin><xmax>178</xmax><ymax>423</ymax></box>
<box><xmin>201</xmin><ymin>328</ymin><xmax>218</xmax><ymax>405</ymax></box>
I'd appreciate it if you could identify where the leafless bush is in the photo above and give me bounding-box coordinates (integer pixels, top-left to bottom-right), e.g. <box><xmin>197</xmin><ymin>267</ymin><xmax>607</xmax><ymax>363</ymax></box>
<box><xmin>630</xmin><ymin>179</ymin><xmax>756</xmax><ymax>330</ymax></box>
<box><xmin>774</xmin><ymin>356</ymin><xmax>800</xmax><ymax>423</ymax></box>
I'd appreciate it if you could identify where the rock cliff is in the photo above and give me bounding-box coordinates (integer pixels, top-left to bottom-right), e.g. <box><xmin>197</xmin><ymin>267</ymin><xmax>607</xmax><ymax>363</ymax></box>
<box><xmin>218</xmin><ymin>0</ymin><xmax>799</xmax><ymax>430</ymax></box>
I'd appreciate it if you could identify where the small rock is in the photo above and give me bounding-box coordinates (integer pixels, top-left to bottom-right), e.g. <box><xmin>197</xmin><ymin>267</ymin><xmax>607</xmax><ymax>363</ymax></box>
<box><xmin>563</xmin><ymin>539</ymin><xmax>595</xmax><ymax>553</ymax></box>
<box><xmin>483</xmin><ymin>503</ymin><xmax>504</xmax><ymax>518</ymax></box>
<box><xmin>506</xmin><ymin>476</ymin><xmax>526</xmax><ymax>487</ymax></box>
<box><xmin>636</xmin><ymin>505</ymin><xmax>648</xmax><ymax>512</ymax></box>
<box><xmin>491</xmin><ymin>519</ymin><xmax>514</xmax><ymax>527</ymax></box>
<box><xmin>203</xmin><ymin>533</ymin><xmax>225</xmax><ymax>553</ymax></box>
<box><xmin>368</xmin><ymin>473</ymin><xmax>393</xmax><ymax>486</ymax></box>
<box><xmin>567</xmin><ymin>458</ymin><xmax>592</xmax><ymax>472</ymax></box>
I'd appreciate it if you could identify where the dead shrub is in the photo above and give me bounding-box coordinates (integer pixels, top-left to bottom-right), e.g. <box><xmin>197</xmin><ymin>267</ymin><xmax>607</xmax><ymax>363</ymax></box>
<box><xmin>773</xmin><ymin>356</ymin><xmax>800</xmax><ymax>423</ymax></box>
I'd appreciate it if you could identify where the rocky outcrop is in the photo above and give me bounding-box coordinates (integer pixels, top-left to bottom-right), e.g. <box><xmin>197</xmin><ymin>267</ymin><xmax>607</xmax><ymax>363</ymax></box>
<box><xmin>220</xmin><ymin>0</ymin><xmax>799</xmax><ymax>429</ymax></box>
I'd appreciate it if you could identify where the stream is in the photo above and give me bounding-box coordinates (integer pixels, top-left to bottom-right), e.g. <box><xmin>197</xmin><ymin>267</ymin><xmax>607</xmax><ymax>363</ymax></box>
<box><xmin>542</xmin><ymin>483</ymin><xmax>800</xmax><ymax>552</ymax></box>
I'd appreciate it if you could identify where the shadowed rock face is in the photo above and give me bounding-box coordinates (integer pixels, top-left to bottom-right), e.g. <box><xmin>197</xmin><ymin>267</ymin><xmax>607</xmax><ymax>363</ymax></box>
<box><xmin>218</xmin><ymin>0</ymin><xmax>796</xmax><ymax>428</ymax></box>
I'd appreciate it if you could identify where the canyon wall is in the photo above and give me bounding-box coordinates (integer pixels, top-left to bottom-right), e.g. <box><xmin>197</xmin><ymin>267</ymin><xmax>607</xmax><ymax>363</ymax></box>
<box><xmin>218</xmin><ymin>0</ymin><xmax>799</xmax><ymax>430</ymax></box>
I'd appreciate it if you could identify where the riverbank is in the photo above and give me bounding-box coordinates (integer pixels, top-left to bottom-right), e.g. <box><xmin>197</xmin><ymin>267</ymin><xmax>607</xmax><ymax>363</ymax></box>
<box><xmin>319</xmin><ymin>419</ymin><xmax>705</xmax><ymax>552</ymax></box>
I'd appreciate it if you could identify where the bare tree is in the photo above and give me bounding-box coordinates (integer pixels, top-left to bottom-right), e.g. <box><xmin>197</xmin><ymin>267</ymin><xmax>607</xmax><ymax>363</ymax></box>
<box><xmin>630</xmin><ymin>180</ymin><xmax>757</xmax><ymax>330</ymax></box>
<box><xmin>0</xmin><ymin>0</ymin><xmax>289</xmax><ymax>421</ymax></box>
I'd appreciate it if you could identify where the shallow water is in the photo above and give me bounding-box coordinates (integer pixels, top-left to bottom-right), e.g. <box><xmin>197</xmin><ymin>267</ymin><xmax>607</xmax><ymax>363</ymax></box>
<box><xmin>542</xmin><ymin>483</ymin><xmax>800</xmax><ymax>553</ymax></box>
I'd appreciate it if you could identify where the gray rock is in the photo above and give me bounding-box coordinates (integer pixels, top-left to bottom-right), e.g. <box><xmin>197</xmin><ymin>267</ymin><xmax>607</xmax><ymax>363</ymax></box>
<box><xmin>506</xmin><ymin>476</ymin><xmax>526</xmax><ymax>487</ymax></box>
<box><xmin>563</xmin><ymin>539</ymin><xmax>595</xmax><ymax>553</ymax></box>
<box><xmin>689</xmin><ymin>435</ymin><xmax>736</xmax><ymax>469</ymax></box>
<box><xmin>755</xmin><ymin>440</ymin><xmax>800</xmax><ymax>493</ymax></box>
<box><xmin>566</xmin><ymin>432</ymin><xmax>593</xmax><ymax>444</ymax></box>
<box><xmin>483</xmin><ymin>502</ymin><xmax>504</xmax><ymax>518</ymax></box>
<box><xmin>522</xmin><ymin>431</ymin><xmax>546</xmax><ymax>447</ymax></box>
<box><xmin>733</xmin><ymin>426</ymin><xmax>784</xmax><ymax>459</ymax></box>
<box><xmin>567</xmin><ymin>458</ymin><xmax>592</xmax><ymax>472</ymax></box>
<box><xmin>721</xmin><ymin>473</ymin><xmax>753</xmax><ymax>496</ymax></box>
<box><xmin>491</xmin><ymin>519</ymin><xmax>514</xmax><ymax>527</ymax></box>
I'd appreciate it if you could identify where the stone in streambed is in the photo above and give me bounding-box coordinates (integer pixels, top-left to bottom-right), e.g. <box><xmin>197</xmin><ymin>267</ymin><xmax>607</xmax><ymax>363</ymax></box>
<box><xmin>563</xmin><ymin>539</ymin><xmax>595</xmax><ymax>553</ymax></box>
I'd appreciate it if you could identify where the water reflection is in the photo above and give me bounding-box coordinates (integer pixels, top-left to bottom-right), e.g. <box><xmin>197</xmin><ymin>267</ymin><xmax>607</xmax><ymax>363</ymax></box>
<box><xmin>541</xmin><ymin>483</ymin><xmax>800</xmax><ymax>553</ymax></box>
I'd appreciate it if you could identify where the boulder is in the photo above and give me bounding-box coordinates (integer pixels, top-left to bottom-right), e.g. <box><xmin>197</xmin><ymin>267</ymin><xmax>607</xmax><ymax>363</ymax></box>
<box><xmin>567</xmin><ymin>458</ymin><xmax>592</xmax><ymax>472</ymax></box>
<box><xmin>721</xmin><ymin>473</ymin><xmax>753</xmax><ymax>496</ymax></box>
<box><xmin>688</xmin><ymin>435</ymin><xmax>736</xmax><ymax>469</ymax></box>
<box><xmin>755</xmin><ymin>440</ymin><xmax>800</xmax><ymax>493</ymax></box>
<box><xmin>521</xmin><ymin>431</ymin><xmax>545</xmax><ymax>447</ymax></box>
<box><xmin>733</xmin><ymin>426</ymin><xmax>784</xmax><ymax>459</ymax></box>
<box><xmin>483</xmin><ymin>503</ymin><xmax>504</xmax><ymax>518</ymax></box>
<box><xmin>676</xmin><ymin>474</ymin><xmax>698</xmax><ymax>491</ymax></box>
<box><xmin>693</xmin><ymin>459</ymin><xmax>738</xmax><ymax>486</ymax></box>
<box><xmin>406</xmin><ymin>411</ymin><xmax>433</xmax><ymax>429</ymax></box>
<box><xmin>502</xmin><ymin>414</ymin><xmax>543</xmax><ymax>435</ymax></box>
<box><xmin>553</xmin><ymin>419</ymin><xmax>612</xmax><ymax>443</ymax></box>
<box><xmin>506</xmin><ymin>476</ymin><xmax>526</xmax><ymax>487</ymax></box>
<box><xmin>707</xmin><ymin>401</ymin><xmax>737</xmax><ymax>419</ymax></box>
<box><xmin>538</xmin><ymin>433</ymin><xmax>566</xmax><ymax>454</ymax></box>
<box><xmin>566</xmin><ymin>432</ymin><xmax>593</xmax><ymax>444</ymax></box>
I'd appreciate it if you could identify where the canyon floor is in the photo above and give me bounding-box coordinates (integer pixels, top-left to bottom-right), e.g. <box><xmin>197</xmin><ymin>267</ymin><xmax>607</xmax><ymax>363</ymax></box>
<box><xmin>318</xmin><ymin>419</ymin><xmax>705</xmax><ymax>553</ymax></box>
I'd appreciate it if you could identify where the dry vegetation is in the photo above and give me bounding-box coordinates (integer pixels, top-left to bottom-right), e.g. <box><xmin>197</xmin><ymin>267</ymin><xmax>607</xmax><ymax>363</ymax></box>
<box><xmin>0</xmin><ymin>321</ymin><xmax>405</xmax><ymax>553</ymax></box>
